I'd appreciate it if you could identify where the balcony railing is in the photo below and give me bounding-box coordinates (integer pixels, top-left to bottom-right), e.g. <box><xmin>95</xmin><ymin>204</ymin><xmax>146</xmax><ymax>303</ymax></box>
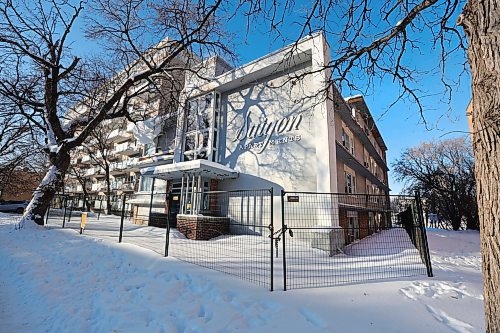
<box><xmin>81</xmin><ymin>155</ymin><xmax>92</xmax><ymax>164</ymax></box>
<box><xmin>91</xmin><ymin>183</ymin><xmax>107</xmax><ymax>192</ymax></box>
<box><xmin>64</xmin><ymin>184</ymin><xmax>91</xmax><ymax>193</ymax></box>
<box><xmin>109</xmin><ymin>158</ymin><xmax>139</xmax><ymax>174</ymax></box>
<box><xmin>109</xmin><ymin>123</ymin><xmax>134</xmax><ymax>143</ymax></box>
<box><xmin>136</xmin><ymin>151</ymin><xmax>174</xmax><ymax>168</ymax></box>
<box><xmin>110</xmin><ymin>180</ymin><xmax>137</xmax><ymax>192</ymax></box>
<box><xmin>115</xmin><ymin>141</ymin><xmax>141</xmax><ymax>155</ymax></box>
<box><xmin>85</xmin><ymin>167</ymin><xmax>105</xmax><ymax>177</ymax></box>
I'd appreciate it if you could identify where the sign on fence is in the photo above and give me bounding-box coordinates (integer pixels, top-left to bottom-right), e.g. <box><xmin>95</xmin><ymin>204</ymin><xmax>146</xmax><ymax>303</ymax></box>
<box><xmin>80</xmin><ymin>212</ymin><xmax>87</xmax><ymax>234</ymax></box>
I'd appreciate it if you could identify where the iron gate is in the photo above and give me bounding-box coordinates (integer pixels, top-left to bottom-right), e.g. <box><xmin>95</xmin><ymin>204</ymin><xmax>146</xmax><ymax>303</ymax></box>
<box><xmin>165</xmin><ymin>188</ymin><xmax>275</xmax><ymax>290</ymax></box>
<box><xmin>280</xmin><ymin>191</ymin><xmax>432</xmax><ymax>290</ymax></box>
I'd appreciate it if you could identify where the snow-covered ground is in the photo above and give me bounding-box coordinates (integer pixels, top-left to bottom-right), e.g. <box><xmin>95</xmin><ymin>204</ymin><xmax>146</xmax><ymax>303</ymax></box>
<box><xmin>0</xmin><ymin>213</ymin><xmax>484</xmax><ymax>332</ymax></box>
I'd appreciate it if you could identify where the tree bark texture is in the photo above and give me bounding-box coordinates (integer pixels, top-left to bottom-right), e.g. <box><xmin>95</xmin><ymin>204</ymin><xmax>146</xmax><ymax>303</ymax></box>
<box><xmin>105</xmin><ymin>165</ymin><xmax>112</xmax><ymax>214</ymax></box>
<box><xmin>461</xmin><ymin>1</ymin><xmax>500</xmax><ymax>331</ymax></box>
<box><xmin>23</xmin><ymin>151</ymin><xmax>71</xmax><ymax>225</ymax></box>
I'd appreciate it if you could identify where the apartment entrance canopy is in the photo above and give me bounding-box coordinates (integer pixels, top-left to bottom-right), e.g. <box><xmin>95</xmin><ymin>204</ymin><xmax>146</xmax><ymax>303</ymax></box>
<box><xmin>139</xmin><ymin>159</ymin><xmax>238</xmax><ymax>180</ymax></box>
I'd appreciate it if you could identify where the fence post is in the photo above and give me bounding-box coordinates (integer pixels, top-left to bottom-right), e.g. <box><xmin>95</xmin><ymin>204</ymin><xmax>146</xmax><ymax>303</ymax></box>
<box><xmin>270</xmin><ymin>187</ymin><xmax>274</xmax><ymax>292</ymax></box>
<box><xmin>118</xmin><ymin>193</ymin><xmax>126</xmax><ymax>243</ymax></box>
<box><xmin>415</xmin><ymin>191</ymin><xmax>433</xmax><ymax>277</ymax></box>
<box><xmin>62</xmin><ymin>196</ymin><xmax>67</xmax><ymax>228</ymax></box>
<box><xmin>164</xmin><ymin>192</ymin><xmax>171</xmax><ymax>257</ymax></box>
<box><xmin>148</xmin><ymin>178</ymin><xmax>156</xmax><ymax>222</ymax></box>
<box><xmin>45</xmin><ymin>203</ymin><xmax>51</xmax><ymax>226</ymax></box>
<box><xmin>281</xmin><ymin>190</ymin><xmax>287</xmax><ymax>291</ymax></box>
<box><xmin>67</xmin><ymin>197</ymin><xmax>74</xmax><ymax>224</ymax></box>
<box><xmin>97</xmin><ymin>196</ymin><xmax>103</xmax><ymax>220</ymax></box>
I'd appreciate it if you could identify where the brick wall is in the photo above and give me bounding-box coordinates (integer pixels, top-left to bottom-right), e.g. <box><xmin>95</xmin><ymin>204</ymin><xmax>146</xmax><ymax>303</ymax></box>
<box><xmin>208</xmin><ymin>179</ymin><xmax>218</xmax><ymax>215</ymax></box>
<box><xmin>359</xmin><ymin>212</ymin><xmax>369</xmax><ymax>238</ymax></box>
<box><xmin>177</xmin><ymin>214</ymin><xmax>229</xmax><ymax>240</ymax></box>
<box><xmin>339</xmin><ymin>209</ymin><xmax>349</xmax><ymax>245</ymax></box>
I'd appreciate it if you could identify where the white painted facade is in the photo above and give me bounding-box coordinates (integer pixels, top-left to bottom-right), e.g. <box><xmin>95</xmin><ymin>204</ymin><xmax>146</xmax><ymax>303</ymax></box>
<box><xmin>68</xmin><ymin>32</ymin><xmax>389</xmax><ymax>230</ymax></box>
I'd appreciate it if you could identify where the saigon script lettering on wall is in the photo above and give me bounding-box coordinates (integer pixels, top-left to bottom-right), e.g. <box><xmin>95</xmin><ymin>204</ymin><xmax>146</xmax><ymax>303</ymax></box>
<box><xmin>233</xmin><ymin>110</ymin><xmax>303</xmax><ymax>153</ymax></box>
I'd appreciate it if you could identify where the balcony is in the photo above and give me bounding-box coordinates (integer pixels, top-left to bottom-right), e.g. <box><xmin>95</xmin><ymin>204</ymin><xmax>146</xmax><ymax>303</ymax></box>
<box><xmin>109</xmin><ymin>123</ymin><xmax>134</xmax><ymax>143</ymax></box>
<box><xmin>109</xmin><ymin>158</ymin><xmax>139</xmax><ymax>175</ymax></box>
<box><xmin>85</xmin><ymin>167</ymin><xmax>106</xmax><ymax>178</ymax></box>
<box><xmin>64</xmin><ymin>183</ymin><xmax>90</xmax><ymax>193</ymax></box>
<box><xmin>81</xmin><ymin>155</ymin><xmax>92</xmax><ymax>164</ymax></box>
<box><xmin>110</xmin><ymin>181</ymin><xmax>137</xmax><ymax>192</ymax></box>
<box><xmin>136</xmin><ymin>151</ymin><xmax>174</xmax><ymax>168</ymax></box>
<box><xmin>91</xmin><ymin>183</ymin><xmax>106</xmax><ymax>192</ymax></box>
<box><xmin>122</xmin><ymin>181</ymin><xmax>137</xmax><ymax>192</ymax></box>
<box><xmin>115</xmin><ymin>141</ymin><xmax>141</xmax><ymax>156</ymax></box>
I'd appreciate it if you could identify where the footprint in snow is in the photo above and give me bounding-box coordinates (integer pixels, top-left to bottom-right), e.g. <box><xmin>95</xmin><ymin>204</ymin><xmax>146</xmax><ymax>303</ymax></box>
<box><xmin>197</xmin><ymin>304</ymin><xmax>213</xmax><ymax>323</ymax></box>
<box><xmin>425</xmin><ymin>305</ymin><xmax>474</xmax><ymax>333</ymax></box>
<box><xmin>123</xmin><ymin>282</ymin><xmax>145</xmax><ymax>292</ymax></box>
<box><xmin>400</xmin><ymin>281</ymin><xmax>482</xmax><ymax>301</ymax></box>
<box><xmin>299</xmin><ymin>307</ymin><xmax>327</xmax><ymax>329</ymax></box>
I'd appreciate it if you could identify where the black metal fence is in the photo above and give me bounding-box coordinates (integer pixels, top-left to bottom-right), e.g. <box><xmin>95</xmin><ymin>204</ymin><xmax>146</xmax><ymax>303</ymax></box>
<box><xmin>44</xmin><ymin>189</ymin><xmax>432</xmax><ymax>292</ymax></box>
<box><xmin>166</xmin><ymin>189</ymin><xmax>274</xmax><ymax>289</ymax></box>
<box><xmin>45</xmin><ymin>189</ymin><xmax>275</xmax><ymax>290</ymax></box>
<box><xmin>45</xmin><ymin>192</ymin><xmax>169</xmax><ymax>256</ymax></box>
<box><xmin>280</xmin><ymin>191</ymin><xmax>432</xmax><ymax>290</ymax></box>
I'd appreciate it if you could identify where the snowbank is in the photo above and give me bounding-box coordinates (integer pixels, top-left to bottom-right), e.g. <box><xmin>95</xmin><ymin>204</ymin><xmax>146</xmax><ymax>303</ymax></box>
<box><xmin>0</xmin><ymin>214</ymin><xmax>484</xmax><ymax>332</ymax></box>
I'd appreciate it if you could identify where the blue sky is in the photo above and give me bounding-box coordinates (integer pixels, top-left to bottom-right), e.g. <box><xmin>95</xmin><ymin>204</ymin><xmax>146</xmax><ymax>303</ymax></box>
<box><xmin>218</xmin><ymin>5</ymin><xmax>471</xmax><ymax>194</ymax></box>
<box><xmin>68</xmin><ymin>2</ymin><xmax>471</xmax><ymax>194</ymax></box>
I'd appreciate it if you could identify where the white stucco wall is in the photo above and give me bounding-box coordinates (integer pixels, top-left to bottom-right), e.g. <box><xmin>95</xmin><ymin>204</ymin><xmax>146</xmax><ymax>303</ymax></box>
<box><xmin>219</xmin><ymin>61</ymin><xmax>319</xmax><ymax>193</ymax></box>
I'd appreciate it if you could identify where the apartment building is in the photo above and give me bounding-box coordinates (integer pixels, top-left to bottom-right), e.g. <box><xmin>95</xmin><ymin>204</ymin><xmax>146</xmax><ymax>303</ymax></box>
<box><xmin>67</xmin><ymin>32</ymin><xmax>390</xmax><ymax>243</ymax></box>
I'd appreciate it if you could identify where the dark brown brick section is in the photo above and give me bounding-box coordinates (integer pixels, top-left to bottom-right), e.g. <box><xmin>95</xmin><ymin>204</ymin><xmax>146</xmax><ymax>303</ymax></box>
<box><xmin>338</xmin><ymin>209</ymin><xmax>349</xmax><ymax>245</ymax></box>
<box><xmin>208</xmin><ymin>179</ymin><xmax>218</xmax><ymax>215</ymax></box>
<box><xmin>177</xmin><ymin>215</ymin><xmax>230</xmax><ymax>240</ymax></box>
<box><xmin>359</xmin><ymin>212</ymin><xmax>370</xmax><ymax>238</ymax></box>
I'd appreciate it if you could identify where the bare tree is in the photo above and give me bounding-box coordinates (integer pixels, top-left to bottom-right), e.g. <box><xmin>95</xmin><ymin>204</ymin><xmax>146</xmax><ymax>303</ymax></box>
<box><xmin>66</xmin><ymin>164</ymin><xmax>92</xmax><ymax>211</ymax></box>
<box><xmin>0</xmin><ymin>0</ymin><xmax>228</xmax><ymax>226</ymax></box>
<box><xmin>393</xmin><ymin>137</ymin><xmax>477</xmax><ymax>230</ymax></box>
<box><xmin>1</xmin><ymin>0</ymin><xmax>498</xmax><ymax>328</ymax></box>
<box><xmin>82</xmin><ymin>122</ymin><xmax>119</xmax><ymax>213</ymax></box>
<box><xmin>0</xmin><ymin>105</ymin><xmax>45</xmax><ymax>197</ymax></box>
<box><xmin>237</xmin><ymin>0</ymin><xmax>497</xmax><ymax>328</ymax></box>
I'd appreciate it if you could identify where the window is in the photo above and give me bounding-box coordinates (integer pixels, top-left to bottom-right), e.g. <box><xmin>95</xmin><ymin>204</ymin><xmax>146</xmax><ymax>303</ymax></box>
<box><xmin>144</xmin><ymin>142</ymin><xmax>156</xmax><ymax>156</ymax></box>
<box><xmin>186</xmin><ymin>99</ymin><xmax>199</xmax><ymax>133</ymax></box>
<box><xmin>363</xmin><ymin>147</ymin><xmax>369</xmax><ymax>168</ymax></box>
<box><xmin>342</xmin><ymin>128</ymin><xmax>355</xmax><ymax>155</ymax></box>
<box><xmin>345</xmin><ymin>171</ymin><xmax>356</xmax><ymax>194</ymax></box>
<box><xmin>351</xmin><ymin>108</ymin><xmax>357</xmax><ymax>120</ymax></box>
<box><xmin>347</xmin><ymin>211</ymin><xmax>359</xmax><ymax>241</ymax></box>
<box><xmin>370</xmin><ymin>156</ymin><xmax>376</xmax><ymax>174</ymax></box>
<box><xmin>139</xmin><ymin>177</ymin><xmax>153</xmax><ymax>192</ymax></box>
<box><xmin>364</xmin><ymin>126</ymin><xmax>370</xmax><ymax>136</ymax></box>
<box><xmin>369</xmin><ymin>212</ymin><xmax>375</xmax><ymax>232</ymax></box>
<box><xmin>183</xmin><ymin>94</ymin><xmax>214</xmax><ymax>161</ymax></box>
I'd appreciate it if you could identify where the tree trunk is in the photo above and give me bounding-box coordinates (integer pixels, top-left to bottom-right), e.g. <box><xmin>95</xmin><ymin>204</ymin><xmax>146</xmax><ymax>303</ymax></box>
<box><xmin>460</xmin><ymin>1</ymin><xmax>500</xmax><ymax>331</ymax></box>
<box><xmin>76</xmin><ymin>176</ymin><xmax>91</xmax><ymax>212</ymax></box>
<box><xmin>23</xmin><ymin>151</ymin><xmax>71</xmax><ymax>225</ymax></box>
<box><xmin>105</xmin><ymin>165</ymin><xmax>111</xmax><ymax>215</ymax></box>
